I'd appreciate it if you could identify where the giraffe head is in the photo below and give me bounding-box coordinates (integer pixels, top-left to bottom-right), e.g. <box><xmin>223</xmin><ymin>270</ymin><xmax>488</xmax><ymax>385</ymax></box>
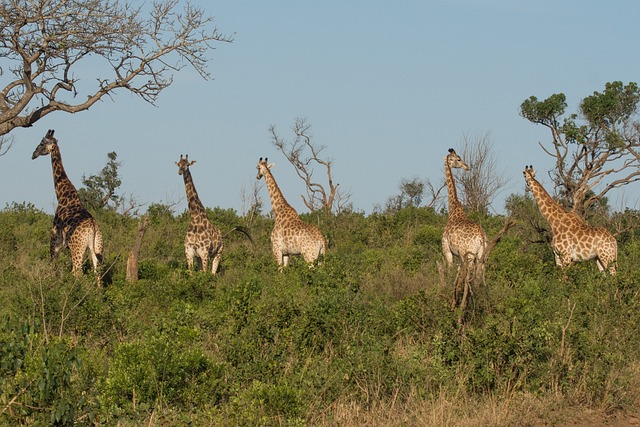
<box><xmin>446</xmin><ymin>148</ymin><xmax>469</xmax><ymax>171</ymax></box>
<box><xmin>523</xmin><ymin>165</ymin><xmax>536</xmax><ymax>191</ymax></box>
<box><xmin>176</xmin><ymin>154</ymin><xmax>196</xmax><ymax>175</ymax></box>
<box><xmin>256</xmin><ymin>157</ymin><xmax>274</xmax><ymax>180</ymax></box>
<box><xmin>31</xmin><ymin>129</ymin><xmax>57</xmax><ymax>160</ymax></box>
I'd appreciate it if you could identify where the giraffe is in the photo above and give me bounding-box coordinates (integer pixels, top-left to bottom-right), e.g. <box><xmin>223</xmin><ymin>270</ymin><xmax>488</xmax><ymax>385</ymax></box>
<box><xmin>31</xmin><ymin>129</ymin><xmax>103</xmax><ymax>282</ymax></box>
<box><xmin>256</xmin><ymin>157</ymin><xmax>326</xmax><ymax>268</ymax></box>
<box><xmin>177</xmin><ymin>154</ymin><xmax>252</xmax><ymax>274</ymax></box>
<box><xmin>441</xmin><ymin>148</ymin><xmax>487</xmax><ymax>311</ymax></box>
<box><xmin>177</xmin><ymin>154</ymin><xmax>224</xmax><ymax>274</ymax></box>
<box><xmin>523</xmin><ymin>165</ymin><xmax>617</xmax><ymax>274</ymax></box>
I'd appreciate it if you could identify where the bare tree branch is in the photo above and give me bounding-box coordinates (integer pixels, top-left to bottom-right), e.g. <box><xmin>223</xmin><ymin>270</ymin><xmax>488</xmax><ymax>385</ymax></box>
<box><xmin>0</xmin><ymin>135</ymin><xmax>13</xmax><ymax>155</ymax></box>
<box><xmin>458</xmin><ymin>131</ymin><xmax>507</xmax><ymax>215</ymax></box>
<box><xmin>0</xmin><ymin>0</ymin><xmax>233</xmax><ymax>136</ymax></box>
<box><xmin>269</xmin><ymin>117</ymin><xmax>349</xmax><ymax>214</ymax></box>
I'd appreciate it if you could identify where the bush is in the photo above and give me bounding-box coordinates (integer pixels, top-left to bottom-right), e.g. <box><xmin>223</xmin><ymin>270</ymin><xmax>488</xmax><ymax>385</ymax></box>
<box><xmin>1</xmin><ymin>204</ymin><xmax>639</xmax><ymax>424</ymax></box>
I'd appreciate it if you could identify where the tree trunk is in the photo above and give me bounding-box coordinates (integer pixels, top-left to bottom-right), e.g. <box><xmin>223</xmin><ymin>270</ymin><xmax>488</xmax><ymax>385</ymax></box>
<box><xmin>126</xmin><ymin>215</ymin><xmax>150</xmax><ymax>283</ymax></box>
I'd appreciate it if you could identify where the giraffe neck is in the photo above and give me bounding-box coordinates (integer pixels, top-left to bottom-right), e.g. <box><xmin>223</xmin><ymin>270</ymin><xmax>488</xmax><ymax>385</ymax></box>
<box><xmin>182</xmin><ymin>169</ymin><xmax>206</xmax><ymax>218</ymax></box>
<box><xmin>263</xmin><ymin>168</ymin><xmax>297</xmax><ymax>219</ymax></box>
<box><xmin>445</xmin><ymin>160</ymin><xmax>467</xmax><ymax>220</ymax></box>
<box><xmin>526</xmin><ymin>175</ymin><xmax>572</xmax><ymax>231</ymax></box>
<box><xmin>50</xmin><ymin>144</ymin><xmax>82</xmax><ymax>207</ymax></box>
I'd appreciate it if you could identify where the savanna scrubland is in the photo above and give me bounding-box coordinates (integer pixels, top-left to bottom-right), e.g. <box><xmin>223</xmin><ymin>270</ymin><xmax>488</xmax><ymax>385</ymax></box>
<box><xmin>1</xmin><ymin>196</ymin><xmax>639</xmax><ymax>426</ymax></box>
<box><xmin>2</xmin><ymin>1</ymin><xmax>639</xmax><ymax>424</ymax></box>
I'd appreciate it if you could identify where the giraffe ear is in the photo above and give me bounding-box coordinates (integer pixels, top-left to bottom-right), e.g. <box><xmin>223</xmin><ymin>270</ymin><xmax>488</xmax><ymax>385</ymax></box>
<box><xmin>190</xmin><ymin>160</ymin><xmax>196</xmax><ymax>166</ymax></box>
<box><xmin>268</xmin><ymin>163</ymin><xmax>275</xmax><ymax>169</ymax></box>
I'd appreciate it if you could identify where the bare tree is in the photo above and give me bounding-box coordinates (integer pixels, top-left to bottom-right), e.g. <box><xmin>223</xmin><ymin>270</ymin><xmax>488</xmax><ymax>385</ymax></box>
<box><xmin>457</xmin><ymin>131</ymin><xmax>507</xmax><ymax>216</ymax></box>
<box><xmin>0</xmin><ymin>0</ymin><xmax>233</xmax><ymax>136</ymax></box>
<box><xmin>240</xmin><ymin>179</ymin><xmax>263</xmax><ymax>227</ymax></box>
<box><xmin>269</xmin><ymin>117</ymin><xmax>350</xmax><ymax>214</ymax></box>
<box><xmin>0</xmin><ymin>135</ymin><xmax>13</xmax><ymax>156</ymax></box>
<box><xmin>520</xmin><ymin>81</ymin><xmax>640</xmax><ymax>217</ymax></box>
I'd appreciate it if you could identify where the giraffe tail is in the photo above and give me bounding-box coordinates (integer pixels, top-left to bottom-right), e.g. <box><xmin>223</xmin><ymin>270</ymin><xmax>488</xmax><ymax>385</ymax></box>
<box><xmin>225</xmin><ymin>225</ymin><xmax>255</xmax><ymax>246</ymax></box>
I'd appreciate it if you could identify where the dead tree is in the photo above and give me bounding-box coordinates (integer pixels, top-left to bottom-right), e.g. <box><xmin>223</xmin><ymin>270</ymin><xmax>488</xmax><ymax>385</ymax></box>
<box><xmin>269</xmin><ymin>118</ymin><xmax>350</xmax><ymax>214</ymax></box>
<box><xmin>457</xmin><ymin>131</ymin><xmax>508</xmax><ymax>216</ymax></box>
<box><xmin>126</xmin><ymin>215</ymin><xmax>150</xmax><ymax>283</ymax></box>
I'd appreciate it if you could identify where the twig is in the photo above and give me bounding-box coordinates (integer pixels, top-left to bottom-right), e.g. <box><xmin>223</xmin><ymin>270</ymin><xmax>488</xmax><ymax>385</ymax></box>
<box><xmin>559</xmin><ymin>298</ymin><xmax>576</xmax><ymax>360</ymax></box>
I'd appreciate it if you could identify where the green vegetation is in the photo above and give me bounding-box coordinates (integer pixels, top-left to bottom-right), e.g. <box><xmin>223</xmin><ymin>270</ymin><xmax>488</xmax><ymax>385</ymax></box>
<box><xmin>1</xmin><ymin>202</ymin><xmax>639</xmax><ymax>426</ymax></box>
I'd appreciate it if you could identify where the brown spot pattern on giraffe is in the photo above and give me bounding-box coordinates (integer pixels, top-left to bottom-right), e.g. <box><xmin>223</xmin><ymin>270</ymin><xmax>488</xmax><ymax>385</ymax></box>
<box><xmin>32</xmin><ymin>129</ymin><xmax>103</xmax><ymax>281</ymax></box>
<box><xmin>523</xmin><ymin>165</ymin><xmax>617</xmax><ymax>274</ymax></box>
<box><xmin>256</xmin><ymin>158</ymin><xmax>326</xmax><ymax>267</ymax></box>
<box><xmin>441</xmin><ymin>149</ymin><xmax>487</xmax><ymax>269</ymax></box>
<box><xmin>176</xmin><ymin>154</ymin><xmax>224</xmax><ymax>274</ymax></box>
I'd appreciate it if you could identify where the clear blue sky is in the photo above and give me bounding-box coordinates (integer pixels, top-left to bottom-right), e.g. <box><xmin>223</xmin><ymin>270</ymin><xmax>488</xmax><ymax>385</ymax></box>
<box><xmin>2</xmin><ymin>1</ymin><xmax>640</xmax><ymax>215</ymax></box>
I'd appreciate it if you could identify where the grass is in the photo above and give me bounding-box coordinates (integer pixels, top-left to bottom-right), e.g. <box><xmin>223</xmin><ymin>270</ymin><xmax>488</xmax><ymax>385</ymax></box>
<box><xmin>1</xmin><ymin>203</ymin><xmax>639</xmax><ymax>426</ymax></box>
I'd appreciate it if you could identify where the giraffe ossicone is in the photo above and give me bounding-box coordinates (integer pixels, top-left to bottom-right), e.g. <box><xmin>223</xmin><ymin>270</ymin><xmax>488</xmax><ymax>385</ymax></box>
<box><xmin>32</xmin><ymin>129</ymin><xmax>104</xmax><ymax>283</ymax></box>
<box><xmin>523</xmin><ymin>165</ymin><xmax>617</xmax><ymax>274</ymax></box>
<box><xmin>256</xmin><ymin>157</ymin><xmax>326</xmax><ymax>268</ymax></box>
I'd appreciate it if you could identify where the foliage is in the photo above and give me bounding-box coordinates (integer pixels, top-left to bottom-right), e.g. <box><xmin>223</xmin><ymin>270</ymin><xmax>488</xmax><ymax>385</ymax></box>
<box><xmin>520</xmin><ymin>81</ymin><xmax>640</xmax><ymax>216</ymax></box>
<box><xmin>78</xmin><ymin>152</ymin><xmax>123</xmax><ymax>211</ymax></box>
<box><xmin>0</xmin><ymin>318</ymin><xmax>89</xmax><ymax>426</ymax></box>
<box><xmin>385</xmin><ymin>177</ymin><xmax>426</xmax><ymax>213</ymax></box>
<box><xmin>0</xmin><ymin>201</ymin><xmax>639</xmax><ymax>425</ymax></box>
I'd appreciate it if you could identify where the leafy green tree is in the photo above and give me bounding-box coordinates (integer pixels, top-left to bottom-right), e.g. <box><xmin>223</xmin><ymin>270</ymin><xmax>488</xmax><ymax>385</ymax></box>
<box><xmin>385</xmin><ymin>177</ymin><xmax>426</xmax><ymax>212</ymax></box>
<box><xmin>520</xmin><ymin>81</ymin><xmax>640</xmax><ymax>216</ymax></box>
<box><xmin>78</xmin><ymin>151</ymin><xmax>122</xmax><ymax>211</ymax></box>
<box><xmin>0</xmin><ymin>0</ymin><xmax>232</xmax><ymax>137</ymax></box>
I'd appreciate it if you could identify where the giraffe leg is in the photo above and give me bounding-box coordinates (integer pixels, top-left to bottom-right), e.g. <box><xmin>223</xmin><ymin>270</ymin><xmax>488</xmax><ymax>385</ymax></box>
<box><xmin>553</xmin><ymin>253</ymin><xmax>563</xmax><ymax>267</ymax></box>
<box><xmin>92</xmin><ymin>225</ymin><xmax>104</xmax><ymax>268</ymax></box>
<box><xmin>473</xmin><ymin>258</ymin><xmax>485</xmax><ymax>287</ymax></box>
<box><xmin>460</xmin><ymin>259</ymin><xmax>475</xmax><ymax>310</ymax></box>
<box><xmin>302</xmin><ymin>245</ymin><xmax>321</xmax><ymax>267</ymax></box>
<box><xmin>185</xmin><ymin>246</ymin><xmax>196</xmax><ymax>271</ymax></box>
<box><xmin>87</xmin><ymin>243</ymin><xmax>102</xmax><ymax>285</ymax></box>
<box><xmin>87</xmin><ymin>226</ymin><xmax>103</xmax><ymax>286</ymax></box>
<box><xmin>459</xmin><ymin>254</ymin><xmax>475</xmax><ymax>310</ymax></box>
<box><xmin>560</xmin><ymin>254</ymin><xmax>573</xmax><ymax>269</ymax></box>
<box><xmin>442</xmin><ymin>237</ymin><xmax>454</xmax><ymax>270</ymax></box>
<box><xmin>211</xmin><ymin>252</ymin><xmax>221</xmax><ymax>274</ymax></box>
<box><xmin>200</xmin><ymin>252</ymin><xmax>209</xmax><ymax>272</ymax></box>
<box><xmin>50</xmin><ymin>227</ymin><xmax>64</xmax><ymax>261</ymax></box>
<box><xmin>66</xmin><ymin>227</ymin><xmax>93</xmax><ymax>277</ymax></box>
<box><xmin>208</xmin><ymin>242</ymin><xmax>222</xmax><ymax>274</ymax></box>
<box><xmin>70</xmin><ymin>245</ymin><xmax>84</xmax><ymax>277</ymax></box>
<box><xmin>451</xmin><ymin>262</ymin><xmax>466</xmax><ymax>310</ymax></box>
<box><xmin>598</xmin><ymin>255</ymin><xmax>617</xmax><ymax>275</ymax></box>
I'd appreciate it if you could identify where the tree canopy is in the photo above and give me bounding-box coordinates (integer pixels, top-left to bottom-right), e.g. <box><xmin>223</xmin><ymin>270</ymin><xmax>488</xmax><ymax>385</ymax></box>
<box><xmin>520</xmin><ymin>81</ymin><xmax>640</xmax><ymax>216</ymax></box>
<box><xmin>0</xmin><ymin>0</ymin><xmax>232</xmax><ymax>137</ymax></box>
